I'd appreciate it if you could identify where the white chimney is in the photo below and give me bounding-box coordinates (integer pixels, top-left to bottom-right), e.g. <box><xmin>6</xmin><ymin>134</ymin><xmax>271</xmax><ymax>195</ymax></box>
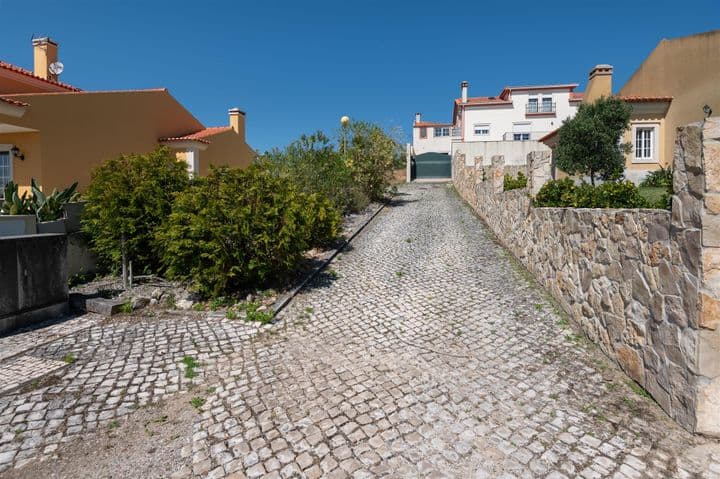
<box><xmin>461</xmin><ymin>81</ymin><xmax>469</xmax><ymax>103</ymax></box>
<box><xmin>415</xmin><ymin>112</ymin><xmax>421</xmax><ymax>124</ymax></box>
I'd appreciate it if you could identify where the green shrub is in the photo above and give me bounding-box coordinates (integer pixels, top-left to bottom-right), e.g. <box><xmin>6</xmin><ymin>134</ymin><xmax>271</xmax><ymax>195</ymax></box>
<box><xmin>639</xmin><ymin>167</ymin><xmax>673</xmax><ymax>188</ymax></box>
<box><xmin>503</xmin><ymin>171</ymin><xmax>528</xmax><ymax>191</ymax></box>
<box><xmin>534</xmin><ymin>179</ymin><xmax>650</xmax><ymax>208</ymax></box>
<box><xmin>533</xmin><ymin>178</ymin><xmax>576</xmax><ymax>207</ymax></box>
<box><xmin>1</xmin><ymin>179</ymin><xmax>79</xmax><ymax>220</ymax></box>
<box><xmin>82</xmin><ymin>147</ymin><xmax>190</xmax><ymax>274</ymax></box>
<box><xmin>261</xmin><ymin>131</ymin><xmax>368</xmax><ymax>214</ymax></box>
<box><xmin>345</xmin><ymin>121</ymin><xmax>402</xmax><ymax>202</ymax></box>
<box><xmin>156</xmin><ymin>165</ymin><xmax>340</xmax><ymax>298</ymax></box>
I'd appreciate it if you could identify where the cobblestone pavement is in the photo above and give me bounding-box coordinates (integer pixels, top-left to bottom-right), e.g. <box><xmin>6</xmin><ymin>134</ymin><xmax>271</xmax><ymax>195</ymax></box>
<box><xmin>2</xmin><ymin>183</ymin><xmax>720</xmax><ymax>478</ymax></box>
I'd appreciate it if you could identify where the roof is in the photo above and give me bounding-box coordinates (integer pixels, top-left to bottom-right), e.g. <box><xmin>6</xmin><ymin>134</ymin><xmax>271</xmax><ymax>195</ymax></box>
<box><xmin>159</xmin><ymin>126</ymin><xmax>233</xmax><ymax>144</ymax></box>
<box><xmin>499</xmin><ymin>84</ymin><xmax>578</xmax><ymax>100</ymax></box>
<box><xmin>0</xmin><ymin>60</ymin><xmax>81</xmax><ymax>92</ymax></box>
<box><xmin>0</xmin><ymin>96</ymin><xmax>29</xmax><ymax>107</ymax></box>
<box><xmin>538</xmin><ymin>128</ymin><xmax>560</xmax><ymax>142</ymax></box>
<box><xmin>618</xmin><ymin>95</ymin><xmax>673</xmax><ymax>103</ymax></box>
<box><xmin>414</xmin><ymin>121</ymin><xmax>452</xmax><ymax>127</ymax></box>
<box><xmin>569</xmin><ymin>92</ymin><xmax>584</xmax><ymax>102</ymax></box>
<box><xmin>455</xmin><ymin>96</ymin><xmax>513</xmax><ymax>106</ymax></box>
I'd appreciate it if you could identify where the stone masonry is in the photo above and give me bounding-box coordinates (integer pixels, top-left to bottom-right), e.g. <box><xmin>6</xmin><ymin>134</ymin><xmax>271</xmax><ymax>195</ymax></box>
<box><xmin>452</xmin><ymin>117</ymin><xmax>720</xmax><ymax>436</ymax></box>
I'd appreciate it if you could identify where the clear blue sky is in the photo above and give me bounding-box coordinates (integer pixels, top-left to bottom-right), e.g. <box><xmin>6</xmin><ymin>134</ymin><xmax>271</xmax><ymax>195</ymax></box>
<box><xmin>1</xmin><ymin>0</ymin><xmax>717</xmax><ymax>152</ymax></box>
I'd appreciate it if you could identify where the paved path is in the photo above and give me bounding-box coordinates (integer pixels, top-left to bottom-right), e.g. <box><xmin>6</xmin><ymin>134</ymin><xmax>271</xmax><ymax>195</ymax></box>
<box><xmin>2</xmin><ymin>184</ymin><xmax>720</xmax><ymax>478</ymax></box>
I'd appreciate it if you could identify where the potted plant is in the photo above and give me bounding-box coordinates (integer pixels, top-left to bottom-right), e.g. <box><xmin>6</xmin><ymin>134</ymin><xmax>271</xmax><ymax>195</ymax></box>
<box><xmin>0</xmin><ymin>181</ymin><xmax>36</xmax><ymax>236</ymax></box>
<box><xmin>31</xmin><ymin>179</ymin><xmax>79</xmax><ymax>234</ymax></box>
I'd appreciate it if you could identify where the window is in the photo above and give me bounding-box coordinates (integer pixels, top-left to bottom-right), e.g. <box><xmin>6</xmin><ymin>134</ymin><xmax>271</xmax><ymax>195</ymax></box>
<box><xmin>541</xmin><ymin>97</ymin><xmax>553</xmax><ymax>113</ymax></box>
<box><xmin>634</xmin><ymin>126</ymin><xmax>655</xmax><ymax>162</ymax></box>
<box><xmin>473</xmin><ymin>124</ymin><xmax>490</xmax><ymax>136</ymax></box>
<box><xmin>513</xmin><ymin>133</ymin><xmax>530</xmax><ymax>141</ymax></box>
<box><xmin>527</xmin><ymin>98</ymin><xmax>538</xmax><ymax>113</ymax></box>
<box><xmin>434</xmin><ymin>127</ymin><xmax>450</xmax><ymax>137</ymax></box>
<box><xmin>0</xmin><ymin>149</ymin><xmax>11</xmax><ymax>199</ymax></box>
<box><xmin>419</xmin><ymin>127</ymin><xmax>427</xmax><ymax>139</ymax></box>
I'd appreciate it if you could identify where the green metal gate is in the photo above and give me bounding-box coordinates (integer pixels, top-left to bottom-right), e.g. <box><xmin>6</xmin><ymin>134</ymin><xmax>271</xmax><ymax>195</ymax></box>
<box><xmin>413</xmin><ymin>152</ymin><xmax>451</xmax><ymax>180</ymax></box>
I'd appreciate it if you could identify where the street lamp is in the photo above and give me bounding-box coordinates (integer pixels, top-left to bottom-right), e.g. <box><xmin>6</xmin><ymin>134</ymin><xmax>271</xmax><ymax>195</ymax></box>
<box><xmin>340</xmin><ymin>115</ymin><xmax>350</xmax><ymax>160</ymax></box>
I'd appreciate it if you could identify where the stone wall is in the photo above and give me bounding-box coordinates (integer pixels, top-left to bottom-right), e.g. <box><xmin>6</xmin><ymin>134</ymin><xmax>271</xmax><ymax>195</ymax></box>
<box><xmin>452</xmin><ymin>118</ymin><xmax>720</xmax><ymax>436</ymax></box>
<box><xmin>0</xmin><ymin>234</ymin><xmax>69</xmax><ymax>334</ymax></box>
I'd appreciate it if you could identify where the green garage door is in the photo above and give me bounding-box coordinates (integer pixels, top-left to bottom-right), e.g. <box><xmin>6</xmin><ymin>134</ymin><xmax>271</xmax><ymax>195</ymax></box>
<box><xmin>414</xmin><ymin>152</ymin><xmax>451</xmax><ymax>180</ymax></box>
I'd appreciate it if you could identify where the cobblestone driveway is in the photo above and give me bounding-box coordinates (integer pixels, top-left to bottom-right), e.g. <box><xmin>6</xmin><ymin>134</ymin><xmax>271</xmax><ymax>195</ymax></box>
<box><xmin>2</xmin><ymin>184</ymin><xmax>720</xmax><ymax>478</ymax></box>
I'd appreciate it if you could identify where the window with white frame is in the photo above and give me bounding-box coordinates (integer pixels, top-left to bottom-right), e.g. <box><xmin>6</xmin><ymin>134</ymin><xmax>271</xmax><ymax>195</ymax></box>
<box><xmin>527</xmin><ymin>97</ymin><xmax>538</xmax><ymax>113</ymax></box>
<box><xmin>419</xmin><ymin>127</ymin><xmax>427</xmax><ymax>139</ymax></box>
<box><xmin>473</xmin><ymin>124</ymin><xmax>490</xmax><ymax>136</ymax></box>
<box><xmin>434</xmin><ymin>127</ymin><xmax>450</xmax><ymax>137</ymax></box>
<box><xmin>513</xmin><ymin>133</ymin><xmax>530</xmax><ymax>141</ymax></box>
<box><xmin>633</xmin><ymin>124</ymin><xmax>659</xmax><ymax>163</ymax></box>
<box><xmin>541</xmin><ymin>96</ymin><xmax>554</xmax><ymax>113</ymax></box>
<box><xmin>0</xmin><ymin>148</ymin><xmax>11</xmax><ymax>199</ymax></box>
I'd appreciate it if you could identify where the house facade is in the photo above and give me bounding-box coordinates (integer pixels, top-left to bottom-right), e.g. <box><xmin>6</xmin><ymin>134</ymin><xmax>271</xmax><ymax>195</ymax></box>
<box><xmin>0</xmin><ymin>37</ymin><xmax>255</xmax><ymax>195</ymax></box>
<box><xmin>411</xmin><ymin>80</ymin><xmax>581</xmax><ymax>179</ymax></box>
<box><xmin>542</xmin><ymin>31</ymin><xmax>720</xmax><ymax>183</ymax></box>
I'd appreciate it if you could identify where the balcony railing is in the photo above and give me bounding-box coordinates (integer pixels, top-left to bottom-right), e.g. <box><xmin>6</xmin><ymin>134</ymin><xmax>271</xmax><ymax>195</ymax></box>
<box><xmin>501</xmin><ymin>131</ymin><xmax>550</xmax><ymax>141</ymax></box>
<box><xmin>526</xmin><ymin>102</ymin><xmax>556</xmax><ymax>114</ymax></box>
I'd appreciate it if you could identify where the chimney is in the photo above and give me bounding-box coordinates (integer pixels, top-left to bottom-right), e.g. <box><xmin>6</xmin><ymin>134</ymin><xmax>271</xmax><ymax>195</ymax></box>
<box><xmin>461</xmin><ymin>81</ymin><xmax>469</xmax><ymax>103</ymax></box>
<box><xmin>585</xmin><ymin>64</ymin><xmax>613</xmax><ymax>103</ymax></box>
<box><xmin>415</xmin><ymin>112</ymin><xmax>421</xmax><ymax>124</ymax></box>
<box><xmin>228</xmin><ymin>108</ymin><xmax>246</xmax><ymax>143</ymax></box>
<box><xmin>32</xmin><ymin>37</ymin><xmax>59</xmax><ymax>81</ymax></box>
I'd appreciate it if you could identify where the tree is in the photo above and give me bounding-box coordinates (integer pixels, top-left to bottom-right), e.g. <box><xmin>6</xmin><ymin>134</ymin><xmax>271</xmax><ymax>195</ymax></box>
<box><xmin>344</xmin><ymin>121</ymin><xmax>402</xmax><ymax>201</ymax></box>
<box><xmin>554</xmin><ymin>97</ymin><xmax>632</xmax><ymax>185</ymax></box>
<box><xmin>82</xmin><ymin>147</ymin><xmax>190</xmax><ymax>286</ymax></box>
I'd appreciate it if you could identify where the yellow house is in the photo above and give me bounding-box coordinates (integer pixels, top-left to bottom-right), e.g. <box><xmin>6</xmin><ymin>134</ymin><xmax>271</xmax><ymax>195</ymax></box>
<box><xmin>541</xmin><ymin>30</ymin><xmax>720</xmax><ymax>183</ymax></box>
<box><xmin>0</xmin><ymin>37</ymin><xmax>255</xmax><ymax>195</ymax></box>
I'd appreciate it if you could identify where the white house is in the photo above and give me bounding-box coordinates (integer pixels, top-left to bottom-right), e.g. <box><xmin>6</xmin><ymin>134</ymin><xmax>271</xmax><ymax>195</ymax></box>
<box><xmin>411</xmin><ymin>80</ymin><xmax>582</xmax><ymax>178</ymax></box>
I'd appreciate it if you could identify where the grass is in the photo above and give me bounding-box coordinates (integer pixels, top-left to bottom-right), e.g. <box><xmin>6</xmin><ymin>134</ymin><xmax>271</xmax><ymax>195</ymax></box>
<box><xmin>165</xmin><ymin>293</ymin><xmax>176</xmax><ymax>309</ymax></box>
<box><xmin>181</xmin><ymin>356</ymin><xmax>200</xmax><ymax>379</ymax></box>
<box><xmin>627</xmin><ymin>380</ymin><xmax>652</xmax><ymax>399</ymax></box>
<box><xmin>242</xmin><ymin>301</ymin><xmax>273</xmax><ymax>324</ymax></box>
<box><xmin>225</xmin><ymin>309</ymin><xmax>238</xmax><ymax>320</ymax></box>
<box><xmin>119</xmin><ymin>301</ymin><xmax>133</xmax><ymax>314</ymax></box>
<box><xmin>395</xmin><ymin>271</ymin><xmax>405</xmax><ymax>278</ymax></box>
<box><xmin>62</xmin><ymin>352</ymin><xmax>77</xmax><ymax>364</ymax></box>
<box><xmin>108</xmin><ymin>420</ymin><xmax>120</xmax><ymax>430</ymax></box>
<box><xmin>638</xmin><ymin>186</ymin><xmax>667</xmax><ymax>205</ymax></box>
<box><xmin>189</xmin><ymin>397</ymin><xmax>205</xmax><ymax>411</ymax></box>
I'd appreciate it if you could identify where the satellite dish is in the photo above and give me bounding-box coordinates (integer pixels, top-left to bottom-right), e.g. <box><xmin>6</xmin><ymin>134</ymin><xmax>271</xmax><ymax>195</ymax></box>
<box><xmin>48</xmin><ymin>61</ymin><xmax>64</xmax><ymax>75</ymax></box>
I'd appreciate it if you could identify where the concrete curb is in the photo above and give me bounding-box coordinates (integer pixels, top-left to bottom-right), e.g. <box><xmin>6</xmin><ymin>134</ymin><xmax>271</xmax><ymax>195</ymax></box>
<box><xmin>271</xmin><ymin>200</ymin><xmax>389</xmax><ymax>318</ymax></box>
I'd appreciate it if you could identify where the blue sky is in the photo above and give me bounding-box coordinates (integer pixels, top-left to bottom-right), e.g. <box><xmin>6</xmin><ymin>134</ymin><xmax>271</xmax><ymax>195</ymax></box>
<box><xmin>1</xmin><ymin>0</ymin><xmax>717</xmax><ymax>152</ymax></box>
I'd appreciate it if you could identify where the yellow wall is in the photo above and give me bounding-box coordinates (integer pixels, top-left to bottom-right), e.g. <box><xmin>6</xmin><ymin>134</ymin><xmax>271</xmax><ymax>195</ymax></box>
<box><xmin>619</xmin><ymin>30</ymin><xmax>720</xmax><ymax>169</ymax></box>
<box><xmin>0</xmin><ymin>89</ymin><xmax>205</xmax><ymax>191</ymax></box>
<box><xmin>199</xmin><ymin>129</ymin><xmax>255</xmax><ymax>176</ymax></box>
<box><xmin>623</xmin><ymin>114</ymin><xmax>668</xmax><ymax>175</ymax></box>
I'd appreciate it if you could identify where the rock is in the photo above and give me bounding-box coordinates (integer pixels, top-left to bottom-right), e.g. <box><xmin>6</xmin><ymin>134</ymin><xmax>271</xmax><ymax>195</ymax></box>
<box><xmin>85</xmin><ymin>298</ymin><xmax>125</xmax><ymax>316</ymax></box>
<box><xmin>177</xmin><ymin>299</ymin><xmax>194</xmax><ymax>310</ymax></box>
<box><xmin>150</xmin><ymin>288</ymin><xmax>164</xmax><ymax>300</ymax></box>
<box><xmin>131</xmin><ymin>297</ymin><xmax>150</xmax><ymax>310</ymax></box>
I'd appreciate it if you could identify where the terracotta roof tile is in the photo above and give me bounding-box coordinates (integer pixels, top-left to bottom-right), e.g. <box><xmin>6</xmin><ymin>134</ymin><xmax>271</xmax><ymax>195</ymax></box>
<box><xmin>159</xmin><ymin>127</ymin><xmax>233</xmax><ymax>144</ymax></box>
<box><xmin>414</xmin><ymin>121</ymin><xmax>452</xmax><ymax>127</ymax></box>
<box><xmin>455</xmin><ymin>97</ymin><xmax>513</xmax><ymax>106</ymax></box>
<box><xmin>570</xmin><ymin>92</ymin><xmax>584</xmax><ymax>101</ymax></box>
<box><xmin>0</xmin><ymin>60</ymin><xmax>81</xmax><ymax>92</ymax></box>
<box><xmin>619</xmin><ymin>95</ymin><xmax>673</xmax><ymax>102</ymax></box>
<box><xmin>0</xmin><ymin>96</ymin><xmax>29</xmax><ymax>107</ymax></box>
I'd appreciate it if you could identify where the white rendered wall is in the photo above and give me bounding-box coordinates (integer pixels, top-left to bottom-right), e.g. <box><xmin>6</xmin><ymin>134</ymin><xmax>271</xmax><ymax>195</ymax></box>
<box><xmin>412</xmin><ymin>126</ymin><xmax>453</xmax><ymax>154</ymax></box>
<box><xmin>451</xmin><ymin>140</ymin><xmax>551</xmax><ymax>166</ymax></box>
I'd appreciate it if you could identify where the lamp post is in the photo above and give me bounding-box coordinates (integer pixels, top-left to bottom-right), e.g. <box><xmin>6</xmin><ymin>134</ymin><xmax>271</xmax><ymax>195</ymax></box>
<box><xmin>340</xmin><ymin>115</ymin><xmax>350</xmax><ymax>161</ymax></box>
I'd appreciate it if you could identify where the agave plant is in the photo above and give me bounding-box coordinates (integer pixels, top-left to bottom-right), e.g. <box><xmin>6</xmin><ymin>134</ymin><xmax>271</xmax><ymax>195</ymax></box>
<box><xmin>0</xmin><ymin>181</ymin><xmax>32</xmax><ymax>215</ymax></box>
<box><xmin>30</xmin><ymin>178</ymin><xmax>80</xmax><ymax>222</ymax></box>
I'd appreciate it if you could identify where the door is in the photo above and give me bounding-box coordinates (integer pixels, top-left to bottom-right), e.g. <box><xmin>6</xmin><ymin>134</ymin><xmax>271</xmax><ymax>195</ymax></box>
<box><xmin>413</xmin><ymin>152</ymin><xmax>451</xmax><ymax>180</ymax></box>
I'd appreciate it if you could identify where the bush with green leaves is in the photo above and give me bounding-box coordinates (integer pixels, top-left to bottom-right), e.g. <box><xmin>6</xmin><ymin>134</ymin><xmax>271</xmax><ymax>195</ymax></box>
<box><xmin>260</xmin><ymin>131</ymin><xmax>368</xmax><ymax>214</ymax></box>
<box><xmin>1</xmin><ymin>179</ymin><xmax>79</xmax><ymax>220</ymax></box>
<box><xmin>156</xmin><ymin>165</ymin><xmax>340</xmax><ymax>298</ymax></box>
<box><xmin>534</xmin><ymin>178</ymin><xmax>650</xmax><ymax>208</ymax></box>
<box><xmin>554</xmin><ymin>97</ymin><xmax>633</xmax><ymax>184</ymax></box>
<box><xmin>81</xmin><ymin>147</ymin><xmax>190</xmax><ymax>275</ymax></box>
<box><xmin>639</xmin><ymin>166</ymin><xmax>673</xmax><ymax>188</ymax></box>
<box><xmin>344</xmin><ymin>121</ymin><xmax>402</xmax><ymax>201</ymax></box>
<box><xmin>503</xmin><ymin>171</ymin><xmax>527</xmax><ymax>191</ymax></box>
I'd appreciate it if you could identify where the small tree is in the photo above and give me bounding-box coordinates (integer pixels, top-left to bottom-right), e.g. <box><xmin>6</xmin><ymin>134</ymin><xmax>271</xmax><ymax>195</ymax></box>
<box><xmin>554</xmin><ymin>97</ymin><xmax>632</xmax><ymax>185</ymax></box>
<box><xmin>82</xmin><ymin>147</ymin><xmax>190</xmax><ymax>286</ymax></box>
<box><xmin>344</xmin><ymin>121</ymin><xmax>401</xmax><ymax>201</ymax></box>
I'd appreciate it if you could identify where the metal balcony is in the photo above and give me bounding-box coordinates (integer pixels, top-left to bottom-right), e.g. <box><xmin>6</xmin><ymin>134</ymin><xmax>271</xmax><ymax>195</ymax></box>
<box><xmin>526</xmin><ymin>102</ymin><xmax>556</xmax><ymax>114</ymax></box>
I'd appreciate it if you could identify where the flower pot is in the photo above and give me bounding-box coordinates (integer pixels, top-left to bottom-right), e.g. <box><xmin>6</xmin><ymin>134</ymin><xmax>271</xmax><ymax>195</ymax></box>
<box><xmin>62</xmin><ymin>201</ymin><xmax>86</xmax><ymax>233</ymax></box>
<box><xmin>0</xmin><ymin>215</ymin><xmax>37</xmax><ymax>236</ymax></box>
<box><xmin>37</xmin><ymin>218</ymin><xmax>67</xmax><ymax>234</ymax></box>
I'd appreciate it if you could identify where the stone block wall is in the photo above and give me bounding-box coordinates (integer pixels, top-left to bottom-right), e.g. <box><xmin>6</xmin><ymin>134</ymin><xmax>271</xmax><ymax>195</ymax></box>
<box><xmin>0</xmin><ymin>234</ymin><xmax>69</xmax><ymax>334</ymax></box>
<box><xmin>452</xmin><ymin>118</ymin><xmax>720</xmax><ymax>436</ymax></box>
